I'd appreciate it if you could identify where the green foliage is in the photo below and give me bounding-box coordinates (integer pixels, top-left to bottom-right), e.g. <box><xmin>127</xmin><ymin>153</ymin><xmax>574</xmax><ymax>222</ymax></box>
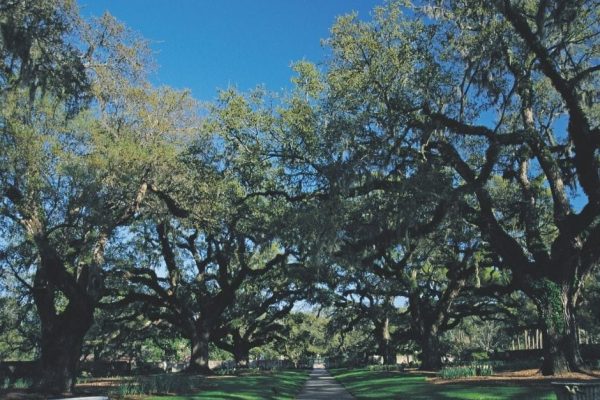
<box><xmin>213</xmin><ymin>367</ymin><xmax>279</xmax><ymax>376</ymax></box>
<box><xmin>0</xmin><ymin>0</ymin><xmax>212</xmax><ymax>390</ymax></box>
<box><xmin>291</xmin><ymin>61</ymin><xmax>324</xmax><ymax>99</ymax></box>
<box><xmin>2</xmin><ymin>0</ymin><xmax>600</xmax><ymax>385</ymax></box>
<box><xmin>209</xmin><ymin>344</ymin><xmax>233</xmax><ymax>361</ymax></box>
<box><xmin>0</xmin><ymin>0</ymin><xmax>90</xmax><ymax>109</ymax></box>
<box><xmin>325</xmin><ymin>318</ymin><xmax>379</xmax><ymax>368</ymax></box>
<box><xmin>0</xmin><ymin>293</ymin><xmax>39</xmax><ymax>360</ymax></box>
<box><xmin>487</xmin><ymin>360</ymin><xmax>543</xmax><ymax>372</ymax></box>
<box><xmin>276</xmin><ymin>312</ymin><xmax>328</xmax><ymax>365</ymax></box>
<box><xmin>111</xmin><ymin>374</ymin><xmax>200</xmax><ymax>397</ymax></box>
<box><xmin>470</xmin><ymin>352</ymin><xmax>490</xmax><ymax>362</ymax></box>
<box><xmin>213</xmin><ymin>368</ymin><xmax>236</xmax><ymax>376</ymax></box>
<box><xmin>438</xmin><ymin>364</ymin><xmax>493</xmax><ymax>380</ymax></box>
<box><xmin>533</xmin><ymin>279</ymin><xmax>566</xmax><ymax>335</ymax></box>
<box><xmin>83</xmin><ymin>301</ymin><xmax>190</xmax><ymax>364</ymax></box>
<box><xmin>1</xmin><ymin>378</ymin><xmax>32</xmax><ymax>390</ymax></box>
<box><xmin>213</xmin><ymin>264</ymin><xmax>302</xmax><ymax>365</ymax></box>
<box><xmin>367</xmin><ymin>364</ymin><xmax>404</xmax><ymax>372</ymax></box>
<box><xmin>578</xmin><ymin>269</ymin><xmax>600</xmax><ymax>343</ymax></box>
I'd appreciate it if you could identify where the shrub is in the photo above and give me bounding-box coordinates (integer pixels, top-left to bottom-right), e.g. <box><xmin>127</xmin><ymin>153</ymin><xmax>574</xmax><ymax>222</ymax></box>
<box><xmin>241</xmin><ymin>368</ymin><xmax>264</xmax><ymax>375</ymax></box>
<box><xmin>115</xmin><ymin>380</ymin><xmax>141</xmax><ymax>397</ymax></box>
<box><xmin>367</xmin><ymin>364</ymin><xmax>404</xmax><ymax>372</ymax></box>
<box><xmin>487</xmin><ymin>359</ymin><xmax>540</xmax><ymax>371</ymax></box>
<box><xmin>439</xmin><ymin>364</ymin><xmax>493</xmax><ymax>379</ymax></box>
<box><xmin>588</xmin><ymin>359</ymin><xmax>600</xmax><ymax>370</ymax></box>
<box><xmin>1</xmin><ymin>378</ymin><xmax>32</xmax><ymax>389</ymax></box>
<box><xmin>111</xmin><ymin>374</ymin><xmax>197</xmax><ymax>397</ymax></box>
<box><xmin>471</xmin><ymin>351</ymin><xmax>490</xmax><ymax>361</ymax></box>
<box><xmin>214</xmin><ymin>367</ymin><xmax>236</xmax><ymax>376</ymax></box>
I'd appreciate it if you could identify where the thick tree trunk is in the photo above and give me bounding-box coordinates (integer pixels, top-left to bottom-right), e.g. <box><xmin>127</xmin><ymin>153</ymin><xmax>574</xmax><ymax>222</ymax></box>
<box><xmin>233</xmin><ymin>344</ymin><xmax>250</xmax><ymax>368</ymax></box>
<box><xmin>419</xmin><ymin>332</ymin><xmax>442</xmax><ymax>371</ymax></box>
<box><xmin>188</xmin><ymin>327</ymin><xmax>212</xmax><ymax>374</ymax></box>
<box><xmin>39</xmin><ymin>329</ymin><xmax>86</xmax><ymax>393</ymax></box>
<box><xmin>533</xmin><ymin>279</ymin><xmax>583</xmax><ymax>375</ymax></box>
<box><xmin>33</xmin><ymin>270</ymin><xmax>95</xmax><ymax>393</ymax></box>
<box><xmin>30</xmin><ymin>230</ymin><xmax>105</xmax><ymax>394</ymax></box>
<box><xmin>36</xmin><ymin>306</ymin><xmax>94</xmax><ymax>393</ymax></box>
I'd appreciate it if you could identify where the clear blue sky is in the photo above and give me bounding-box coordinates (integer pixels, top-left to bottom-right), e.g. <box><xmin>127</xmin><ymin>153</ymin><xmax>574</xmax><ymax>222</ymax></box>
<box><xmin>80</xmin><ymin>1</ymin><xmax>381</xmax><ymax>100</ymax></box>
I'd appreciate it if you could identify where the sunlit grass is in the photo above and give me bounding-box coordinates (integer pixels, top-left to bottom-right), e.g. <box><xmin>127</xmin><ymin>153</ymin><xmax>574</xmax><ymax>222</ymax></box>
<box><xmin>329</xmin><ymin>368</ymin><xmax>557</xmax><ymax>400</ymax></box>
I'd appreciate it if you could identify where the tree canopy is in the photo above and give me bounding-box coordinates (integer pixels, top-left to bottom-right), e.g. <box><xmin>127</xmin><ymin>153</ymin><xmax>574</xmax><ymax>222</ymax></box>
<box><xmin>1</xmin><ymin>0</ymin><xmax>599</xmax><ymax>394</ymax></box>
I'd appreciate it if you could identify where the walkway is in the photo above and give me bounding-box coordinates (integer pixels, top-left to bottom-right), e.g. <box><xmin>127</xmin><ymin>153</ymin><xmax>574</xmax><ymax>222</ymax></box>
<box><xmin>297</xmin><ymin>363</ymin><xmax>354</xmax><ymax>399</ymax></box>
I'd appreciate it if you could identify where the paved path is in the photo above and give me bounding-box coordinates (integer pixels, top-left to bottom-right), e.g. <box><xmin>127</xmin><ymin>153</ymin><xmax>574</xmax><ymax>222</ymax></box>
<box><xmin>297</xmin><ymin>364</ymin><xmax>354</xmax><ymax>399</ymax></box>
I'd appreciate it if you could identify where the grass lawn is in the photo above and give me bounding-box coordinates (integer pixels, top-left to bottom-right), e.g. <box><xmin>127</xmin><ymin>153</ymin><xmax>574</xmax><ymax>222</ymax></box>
<box><xmin>329</xmin><ymin>368</ymin><xmax>557</xmax><ymax>400</ymax></box>
<box><xmin>146</xmin><ymin>370</ymin><xmax>310</xmax><ymax>400</ymax></box>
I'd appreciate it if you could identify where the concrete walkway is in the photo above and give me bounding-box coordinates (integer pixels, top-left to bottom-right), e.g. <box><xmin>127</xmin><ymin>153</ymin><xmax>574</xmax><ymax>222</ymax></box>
<box><xmin>297</xmin><ymin>364</ymin><xmax>354</xmax><ymax>399</ymax></box>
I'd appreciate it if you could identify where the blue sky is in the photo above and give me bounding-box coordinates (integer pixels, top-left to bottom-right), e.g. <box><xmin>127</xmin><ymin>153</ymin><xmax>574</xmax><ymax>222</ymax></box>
<box><xmin>81</xmin><ymin>1</ymin><xmax>381</xmax><ymax>100</ymax></box>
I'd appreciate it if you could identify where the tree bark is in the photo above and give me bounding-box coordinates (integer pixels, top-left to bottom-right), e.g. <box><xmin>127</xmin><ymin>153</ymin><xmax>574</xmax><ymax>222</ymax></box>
<box><xmin>378</xmin><ymin>317</ymin><xmax>396</xmax><ymax>365</ymax></box>
<box><xmin>188</xmin><ymin>326</ymin><xmax>212</xmax><ymax>374</ymax></box>
<box><xmin>32</xmin><ymin>257</ymin><xmax>96</xmax><ymax>394</ymax></box>
<box><xmin>419</xmin><ymin>331</ymin><xmax>442</xmax><ymax>371</ymax></box>
<box><xmin>233</xmin><ymin>341</ymin><xmax>250</xmax><ymax>368</ymax></box>
<box><xmin>531</xmin><ymin>279</ymin><xmax>583</xmax><ymax>375</ymax></box>
<box><xmin>36</xmin><ymin>302</ymin><xmax>94</xmax><ymax>393</ymax></box>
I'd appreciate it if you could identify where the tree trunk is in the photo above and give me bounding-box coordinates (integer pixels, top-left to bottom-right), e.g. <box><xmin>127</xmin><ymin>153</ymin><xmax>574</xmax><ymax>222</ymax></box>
<box><xmin>419</xmin><ymin>331</ymin><xmax>442</xmax><ymax>371</ymax></box>
<box><xmin>30</xmin><ymin>231</ymin><xmax>105</xmax><ymax>394</ymax></box>
<box><xmin>532</xmin><ymin>279</ymin><xmax>582</xmax><ymax>375</ymax></box>
<box><xmin>38</xmin><ymin>329</ymin><xmax>85</xmax><ymax>394</ymax></box>
<box><xmin>383</xmin><ymin>346</ymin><xmax>396</xmax><ymax>366</ymax></box>
<box><xmin>33</xmin><ymin>265</ymin><xmax>95</xmax><ymax>394</ymax></box>
<box><xmin>378</xmin><ymin>317</ymin><xmax>396</xmax><ymax>365</ymax></box>
<box><xmin>233</xmin><ymin>343</ymin><xmax>250</xmax><ymax>368</ymax></box>
<box><xmin>36</xmin><ymin>305</ymin><xmax>94</xmax><ymax>393</ymax></box>
<box><xmin>188</xmin><ymin>327</ymin><xmax>212</xmax><ymax>374</ymax></box>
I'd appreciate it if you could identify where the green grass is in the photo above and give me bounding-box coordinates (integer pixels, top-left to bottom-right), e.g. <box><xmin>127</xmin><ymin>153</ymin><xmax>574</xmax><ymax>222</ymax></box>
<box><xmin>329</xmin><ymin>368</ymin><xmax>557</xmax><ymax>400</ymax></box>
<box><xmin>146</xmin><ymin>370</ymin><xmax>310</xmax><ymax>400</ymax></box>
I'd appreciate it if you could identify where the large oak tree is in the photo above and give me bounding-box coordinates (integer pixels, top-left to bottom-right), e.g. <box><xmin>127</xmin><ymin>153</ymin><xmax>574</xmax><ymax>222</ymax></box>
<box><xmin>0</xmin><ymin>1</ymin><xmax>199</xmax><ymax>391</ymax></box>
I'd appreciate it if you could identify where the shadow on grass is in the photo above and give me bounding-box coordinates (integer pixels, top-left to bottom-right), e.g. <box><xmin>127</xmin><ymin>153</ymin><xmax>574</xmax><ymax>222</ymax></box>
<box><xmin>147</xmin><ymin>370</ymin><xmax>310</xmax><ymax>400</ymax></box>
<box><xmin>328</xmin><ymin>368</ymin><xmax>557</xmax><ymax>400</ymax></box>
